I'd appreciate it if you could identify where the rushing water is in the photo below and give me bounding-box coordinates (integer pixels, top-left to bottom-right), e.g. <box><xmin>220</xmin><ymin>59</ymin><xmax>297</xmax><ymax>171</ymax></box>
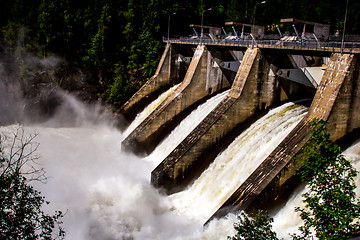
<box><xmin>0</xmin><ymin>91</ymin><xmax>237</xmax><ymax>240</ymax></box>
<box><xmin>170</xmin><ymin>102</ymin><xmax>308</xmax><ymax>223</ymax></box>
<box><xmin>123</xmin><ymin>84</ymin><xmax>180</xmax><ymax>138</ymax></box>
<box><xmin>3</xmin><ymin>86</ymin><xmax>359</xmax><ymax>239</ymax></box>
<box><xmin>0</xmin><ymin>98</ymin><xmax>310</xmax><ymax>239</ymax></box>
<box><xmin>145</xmin><ymin>90</ymin><xmax>229</xmax><ymax>166</ymax></box>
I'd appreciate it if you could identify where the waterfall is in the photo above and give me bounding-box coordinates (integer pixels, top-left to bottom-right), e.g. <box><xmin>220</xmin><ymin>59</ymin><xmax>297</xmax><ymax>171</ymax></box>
<box><xmin>272</xmin><ymin>185</ymin><xmax>307</xmax><ymax>237</ymax></box>
<box><xmin>145</xmin><ymin>90</ymin><xmax>229</xmax><ymax>166</ymax></box>
<box><xmin>1</xmin><ymin>124</ymin><xmax>203</xmax><ymax>240</ymax></box>
<box><xmin>169</xmin><ymin>102</ymin><xmax>308</xmax><ymax>223</ymax></box>
<box><xmin>0</xmin><ymin>97</ymin><xmax>311</xmax><ymax>240</ymax></box>
<box><xmin>9</xmin><ymin>83</ymin><xmax>360</xmax><ymax>239</ymax></box>
<box><xmin>123</xmin><ymin>84</ymin><xmax>180</xmax><ymax>138</ymax></box>
<box><xmin>0</xmin><ymin>90</ymin><xmax>232</xmax><ymax>240</ymax></box>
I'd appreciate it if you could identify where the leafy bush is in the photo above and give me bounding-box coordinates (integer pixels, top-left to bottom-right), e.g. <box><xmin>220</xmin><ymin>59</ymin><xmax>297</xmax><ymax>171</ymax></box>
<box><xmin>228</xmin><ymin>210</ymin><xmax>278</xmax><ymax>240</ymax></box>
<box><xmin>0</xmin><ymin>126</ymin><xmax>65</xmax><ymax>239</ymax></box>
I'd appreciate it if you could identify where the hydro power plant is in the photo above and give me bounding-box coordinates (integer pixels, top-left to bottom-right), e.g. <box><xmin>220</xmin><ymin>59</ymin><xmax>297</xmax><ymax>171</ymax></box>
<box><xmin>119</xmin><ymin>38</ymin><xmax>360</xmax><ymax>225</ymax></box>
<box><xmin>2</xmin><ymin>20</ymin><xmax>360</xmax><ymax>239</ymax></box>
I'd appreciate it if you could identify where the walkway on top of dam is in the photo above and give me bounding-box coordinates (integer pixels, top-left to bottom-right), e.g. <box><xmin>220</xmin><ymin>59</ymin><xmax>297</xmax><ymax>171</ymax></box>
<box><xmin>165</xmin><ymin>37</ymin><xmax>360</xmax><ymax>55</ymax></box>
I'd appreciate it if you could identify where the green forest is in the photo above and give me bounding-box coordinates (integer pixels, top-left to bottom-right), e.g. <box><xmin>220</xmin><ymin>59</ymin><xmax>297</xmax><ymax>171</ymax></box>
<box><xmin>1</xmin><ymin>0</ymin><xmax>360</xmax><ymax>106</ymax></box>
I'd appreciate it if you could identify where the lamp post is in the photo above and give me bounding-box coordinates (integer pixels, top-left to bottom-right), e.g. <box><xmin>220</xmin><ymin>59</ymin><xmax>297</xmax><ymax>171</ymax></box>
<box><xmin>200</xmin><ymin>8</ymin><xmax>212</xmax><ymax>44</ymax></box>
<box><xmin>252</xmin><ymin>1</ymin><xmax>266</xmax><ymax>29</ymax></box>
<box><xmin>167</xmin><ymin>12</ymin><xmax>176</xmax><ymax>42</ymax></box>
<box><xmin>341</xmin><ymin>0</ymin><xmax>349</xmax><ymax>54</ymax></box>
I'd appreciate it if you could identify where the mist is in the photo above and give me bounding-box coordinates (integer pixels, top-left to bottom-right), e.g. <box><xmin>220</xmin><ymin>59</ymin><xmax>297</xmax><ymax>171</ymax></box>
<box><xmin>1</xmin><ymin>105</ymin><xmax>237</xmax><ymax>239</ymax></box>
<box><xmin>0</xmin><ymin>43</ymin><xmax>238</xmax><ymax>239</ymax></box>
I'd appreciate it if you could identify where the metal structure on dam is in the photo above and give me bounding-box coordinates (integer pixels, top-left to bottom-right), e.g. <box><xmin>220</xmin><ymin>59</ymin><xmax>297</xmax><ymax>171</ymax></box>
<box><xmin>118</xmin><ymin>35</ymin><xmax>360</xmax><ymax>224</ymax></box>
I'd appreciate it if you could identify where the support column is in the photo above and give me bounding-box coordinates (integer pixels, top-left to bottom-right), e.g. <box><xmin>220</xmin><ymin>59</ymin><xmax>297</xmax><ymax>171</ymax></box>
<box><xmin>151</xmin><ymin>48</ymin><xmax>277</xmax><ymax>194</ymax></box>
<box><xmin>116</xmin><ymin>43</ymin><xmax>176</xmax><ymax>124</ymax></box>
<box><xmin>122</xmin><ymin>45</ymin><xmax>230</xmax><ymax>155</ymax></box>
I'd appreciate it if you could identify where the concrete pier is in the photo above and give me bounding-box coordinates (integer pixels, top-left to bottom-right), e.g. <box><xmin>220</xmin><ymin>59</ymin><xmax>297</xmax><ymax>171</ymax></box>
<box><xmin>116</xmin><ymin>44</ymin><xmax>184</xmax><ymax>125</ymax></box>
<box><xmin>151</xmin><ymin>48</ymin><xmax>279</xmax><ymax>194</ymax></box>
<box><xmin>121</xmin><ymin>45</ymin><xmax>231</xmax><ymax>155</ymax></box>
<box><xmin>117</xmin><ymin>40</ymin><xmax>360</xmax><ymax>223</ymax></box>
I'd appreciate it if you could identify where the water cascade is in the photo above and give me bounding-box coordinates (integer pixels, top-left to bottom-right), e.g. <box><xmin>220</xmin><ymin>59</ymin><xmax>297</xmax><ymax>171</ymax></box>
<box><xmin>123</xmin><ymin>84</ymin><xmax>180</xmax><ymax>138</ymax></box>
<box><xmin>169</xmin><ymin>102</ymin><xmax>308</xmax><ymax>223</ymax></box>
<box><xmin>2</xmin><ymin>81</ymin><xmax>359</xmax><ymax>239</ymax></box>
<box><xmin>0</xmin><ymin>90</ymin><xmax>237</xmax><ymax>240</ymax></box>
<box><xmin>145</xmin><ymin>90</ymin><xmax>229</xmax><ymax>166</ymax></box>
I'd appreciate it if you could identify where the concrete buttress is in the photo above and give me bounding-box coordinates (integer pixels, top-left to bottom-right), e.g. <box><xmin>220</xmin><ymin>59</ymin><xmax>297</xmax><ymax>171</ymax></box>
<box><xmin>151</xmin><ymin>48</ymin><xmax>283</xmax><ymax>194</ymax></box>
<box><xmin>116</xmin><ymin>43</ymin><xmax>179</xmax><ymax>125</ymax></box>
<box><xmin>121</xmin><ymin>45</ymin><xmax>230</xmax><ymax>155</ymax></box>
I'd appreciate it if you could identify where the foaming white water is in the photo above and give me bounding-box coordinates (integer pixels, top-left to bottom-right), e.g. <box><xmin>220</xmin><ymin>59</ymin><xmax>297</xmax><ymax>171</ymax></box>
<box><xmin>272</xmin><ymin>139</ymin><xmax>360</xmax><ymax>239</ymax></box>
<box><xmin>272</xmin><ymin>185</ymin><xmax>307</xmax><ymax>238</ymax></box>
<box><xmin>1</xmin><ymin>124</ymin><xmax>210</xmax><ymax>240</ymax></box>
<box><xmin>123</xmin><ymin>84</ymin><xmax>180</xmax><ymax>138</ymax></box>
<box><xmin>170</xmin><ymin>103</ymin><xmax>308</xmax><ymax>223</ymax></box>
<box><xmin>2</xmin><ymin>89</ymin><xmax>330</xmax><ymax>239</ymax></box>
<box><xmin>343</xmin><ymin>141</ymin><xmax>360</xmax><ymax>189</ymax></box>
<box><xmin>0</xmin><ymin>90</ymin><xmax>240</xmax><ymax>240</ymax></box>
<box><xmin>145</xmin><ymin>90</ymin><xmax>229</xmax><ymax>166</ymax></box>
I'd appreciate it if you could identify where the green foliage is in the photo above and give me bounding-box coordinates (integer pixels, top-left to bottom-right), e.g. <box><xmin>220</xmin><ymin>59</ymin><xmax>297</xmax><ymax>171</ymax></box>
<box><xmin>293</xmin><ymin>119</ymin><xmax>360</xmax><ymax>240</ymax></box>
<box><xmin>229</xmin><ymin>119</ymin><xmax>360</xmax><ymax>240</ymax></box>
<box><xmin>82</xmin><ymin>4</ymin><xmax>111</xmax><ymax>70</ymax></box>
<box><xmin>227</xmin><ymin>210</ymin><xmax>278</xmax><ymax>240</ymax></box>
<box><xmin>2</xmin><ymin>0</ymin><xmax>360</xmax><ymax>106</ymax></box>
<box><xmin>106</xmin><ymin>63</ymin><xmax>131</xmax><ymax>104</ymax></box>
<box><xmin>0</xmin><ymin>127</ymin><xmax>65</xmax><ymax>239</ymax></box>
<box><xmin>1</xmin><ymin>22</ymin><xmax>21</xmax><ymax>47</ymax></box>
<box><xmin>295</xmin><ymin>119</ymin><xmax>342</xmax><ymax>182</ymax></box>
<box><xmin>293</xmin><ymin>154</ymin><xmax>360</xmax><ymax>239</ymax></box>
<box><xmin>0</xmin><ymin>173</ymin><xmax>65</xmax><ymax>239</ymax></box>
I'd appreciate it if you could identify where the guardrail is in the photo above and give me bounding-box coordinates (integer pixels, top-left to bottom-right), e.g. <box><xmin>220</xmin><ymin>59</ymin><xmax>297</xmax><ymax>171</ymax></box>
<box><xmin>164</xmin><ymin>37</ymin><xmax>360</xmax><ymax>54</ymax></box>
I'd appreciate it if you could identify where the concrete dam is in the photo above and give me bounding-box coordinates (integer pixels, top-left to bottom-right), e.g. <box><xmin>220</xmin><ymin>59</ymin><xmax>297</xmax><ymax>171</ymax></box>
<box><xmin>119</xmin><ymin>41</ymin><xmax>360</xmax><ymax>224</ymax></box>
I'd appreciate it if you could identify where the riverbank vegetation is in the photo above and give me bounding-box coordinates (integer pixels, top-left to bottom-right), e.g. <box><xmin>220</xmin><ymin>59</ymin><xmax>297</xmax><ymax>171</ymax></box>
<box><xmin>1</xmin><ymin>0</ymin><xmax>360</xmax><ymax>107</ymax></box>
<box><xmin>228</xmin><ymin>119</ymin><xmax>360</xmax><ymax>239</ymax></box>
<box><xmin>0</xmin><ymin>126</ymin><xmax>65</xmax><ymax>239</ymax></box>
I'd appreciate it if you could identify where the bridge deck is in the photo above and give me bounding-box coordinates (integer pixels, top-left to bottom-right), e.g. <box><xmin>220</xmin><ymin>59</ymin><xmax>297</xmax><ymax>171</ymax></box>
<box><xmin>166</xmin><ymin>38</ymin><xmax>360</xmax><ymax>54</ymax></box>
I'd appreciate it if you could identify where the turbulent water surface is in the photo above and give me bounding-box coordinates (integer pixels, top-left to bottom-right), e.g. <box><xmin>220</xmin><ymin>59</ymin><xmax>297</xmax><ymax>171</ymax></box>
<box><xmin>1</xmin><ymin>92</ymin><xmax>237</xmax><ymax>240</ymax></box>
<box><xmin>170</xmin><ymin>102</ymin><xmax>308</xmax><ymax>223</ymax></box>
<box><xmin>2</xmin><ymin>88</ymin><xmax>360</xmax><ymax>239</ymax></box>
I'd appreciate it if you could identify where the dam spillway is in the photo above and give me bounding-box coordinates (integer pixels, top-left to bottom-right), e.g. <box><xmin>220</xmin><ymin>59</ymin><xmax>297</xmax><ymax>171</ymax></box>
<box><xmin>1</xmin><ymin>42</ymin><xmax>360</xmax><ymax>239</ymax></box>
<box><xmin>145</xmin><ymin>89</ymin><xmax>230</xmax><ymax>166</ymax></box>
<box><xmin>119</xmin><ymin>42</ymin><xmax>360</xmax><ymax>224</ymax></box>
<box><xmin>169</xmin><ymin>102</ymin><xmax>308</xmax><ymax>223</ymax></box>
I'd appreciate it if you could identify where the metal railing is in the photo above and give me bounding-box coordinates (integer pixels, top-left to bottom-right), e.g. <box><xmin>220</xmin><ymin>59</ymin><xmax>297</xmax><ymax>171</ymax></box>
<box><xmin>163</xmin><ymin>36</ymin><xmax>360</xmax><ymax>54</ymax></box>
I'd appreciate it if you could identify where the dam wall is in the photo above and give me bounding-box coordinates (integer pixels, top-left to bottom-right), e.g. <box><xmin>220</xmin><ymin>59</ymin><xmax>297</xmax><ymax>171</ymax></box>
<box><xmin>117</xmin><ymin>42</ymin><xmax>359</xmax><ymax>223</ymax></box>
<box><xmin>121</xmin><ymin>45</ymin><xmax>232</xmax><ymax>155</ymax></box>
<box><xmin>151</xmin><ymin>48</ymin><xmax>307</xmax><ymax>194</ymax></box>
<box><xmin>117</xmin><ymin>43</ymin><xmax>191</xmax><ymax>125</ymax></box>
<box><xmin>209</xmin><ymin>53</ymin><xmax>360</xmax><ymax>221</ymax></box>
